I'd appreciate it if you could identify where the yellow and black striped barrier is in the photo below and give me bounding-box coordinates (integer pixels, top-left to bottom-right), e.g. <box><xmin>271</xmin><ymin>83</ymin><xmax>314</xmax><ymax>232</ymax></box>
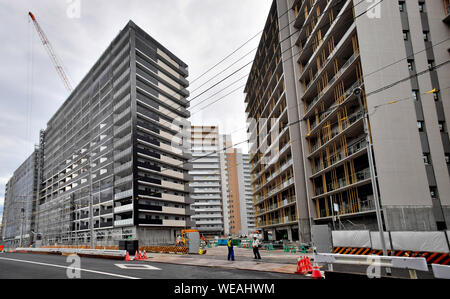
<box><xmin>139</xmin><ymin>245</ymin><xmax>188</xmax><ymax>254</ymax></box>
<box><xmin>333</xmin><ymin>247</ymin><xmax>449</xmax><ymax>265</ymax></box>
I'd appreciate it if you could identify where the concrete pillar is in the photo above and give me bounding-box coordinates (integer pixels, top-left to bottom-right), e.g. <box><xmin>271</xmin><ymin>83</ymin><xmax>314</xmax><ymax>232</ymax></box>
<box><xmin>287</xmin><ymin>227</ymin><xmax>293</xmax><ymax>241</ymax></box>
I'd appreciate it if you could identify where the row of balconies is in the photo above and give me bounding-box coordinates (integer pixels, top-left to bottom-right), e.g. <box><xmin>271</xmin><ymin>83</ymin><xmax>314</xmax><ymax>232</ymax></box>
<box><xmin>311</xmin><ymin>138</ymin><xmax>366</xmax><ymax>177</ymax></box>
<box><xmin>255</xmin><ymin>177</ymin><xmax>295</xmax><ymax>205</ymax></box>
<box><xmin>253</xmin><ymin>158</ymin><xmax>293</xmax><ymax>193</ymax></box>
<box><xmin>257</xmin><ymin>215</ymin><xmax>297</xmax><ymax>228</ymax></box>
<box><xmin>307</xmin><ymin>81</ymin><xmax>359</xmax><ymax>131</ymax></box>
<box><xmin>255</xmin><ymin>196</ymin><xmax>296</xmax><ymax>217</ymax></box>
<box><xmin>304</xmin><ymin>51</ymin><xmax>359</xmax><ymax>115</ymax></box>
<box><xmin>316</xmin><ymin>197</ymin><xmax>375</xmax><ymax>220</ymax></box>
<box><xmin>309</xmin><ymin>110</ymin><xmax>363</xmax><ymax>156</ymax></box>
<box><xmin>313</xmin><ymin>168</ymin><xmax>371</xmax><ymax>198</ymax></box>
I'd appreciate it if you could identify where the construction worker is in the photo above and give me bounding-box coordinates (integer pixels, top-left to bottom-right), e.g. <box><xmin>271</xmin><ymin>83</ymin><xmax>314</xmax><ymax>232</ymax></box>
<box><xmin>227</xmin><ymin>237</ymin><xmax>235</xmax><ymax>261</ymax></box>
<box><xmin>252</xmin><ymin>236</ymin><xmax>261</xmax><ymax>260</ymax></box>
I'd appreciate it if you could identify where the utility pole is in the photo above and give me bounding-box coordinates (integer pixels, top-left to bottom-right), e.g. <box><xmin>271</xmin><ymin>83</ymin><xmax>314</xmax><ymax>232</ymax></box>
<box><xmin>19</xmin><ymin>205</ymin><xmax>25</xmax><ymax>248</ymax></box>
<box><xmin>353</xmin><ymin>87</ymin><xmax>391</xmax><ymax>275</ymax></box>
<box><xmin>86</xmin><ymin>152</ymin><xmax>94</xmax><ymax>249</ymax></box>
<box><xmin>329</xmin><ymin>195</ymin><xmax>336</xmax><ymax>230</ymax></box>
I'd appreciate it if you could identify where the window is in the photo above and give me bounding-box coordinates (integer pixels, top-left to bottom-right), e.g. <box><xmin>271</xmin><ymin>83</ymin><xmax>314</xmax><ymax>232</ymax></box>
<box><xmin>407</xmin><ymin>60</ymin><xmax>414</xmax><ymax>71</ymax></box>
<box><xmin>399</xmin><ymin>1</ymin><xmax>405</xmax><ymax>12</ymax></box>
<box><xmin>428</xmin><ymin>60</ymin><xmax>435</xmax><ymax>70</ymax></box>
<box><xmin>433</xmin><ymin>91</ymin><xmax>439</xmax><ymax>101</ymax></box>
<box><xmin>412</xmin><ymin>90</ymin><xmax>419</xmax><ymax>101</ymax></box>
<box><xmin>403</xmin><ymin>30</ymin><xmax>409</xmax><ymax>40</ymax></box>
<box><xmin>423</xmin><ymin>31</ymin><xmax>429</xmax><ymax>41</ymax></box>
<box><xmin>418</xmin><ymin>2</ymin><xmax>424</xmax><ymax>12</ymax></box>
<box><xmin>430</xmin><ymin>187</ymin><xmax>437</xmax><ymax>198</ymax></box>
<box><xmin>423</xmin><ymin>153</ymin><xmax>431</xmax><ymax>165</ymax></box>
<box><xmin>445</xmin><ymin>154</ymin><xmax>450</xmax><ymax>164</ymax></box>
<box><xmin>417</xmin><ymin>121</ymin><xmax>424</xmax><ymax>131</ymax></box>
<box><xmin>439</xmin><ymin>121</ymin><xmax>445</xmax><ymax>132</ymax></box>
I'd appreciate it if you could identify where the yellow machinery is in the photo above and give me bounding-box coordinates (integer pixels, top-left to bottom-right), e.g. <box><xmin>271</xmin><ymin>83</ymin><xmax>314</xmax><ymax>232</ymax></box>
<box><xmin>176</xmin><ymin>229</ymin><xmax>208</xmax><ymax>254</ymax></box>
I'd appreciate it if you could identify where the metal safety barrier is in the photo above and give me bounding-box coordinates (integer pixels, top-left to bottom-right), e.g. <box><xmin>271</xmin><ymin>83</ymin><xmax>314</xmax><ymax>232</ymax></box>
<box><xmin>432</xmin><ymin>264</ymin><xmax>450</xmax><ymax>279</ymax></box>
<box><xmin>333</xmin><ymin>247</ymin><xmax>450</xmax><ymax>265</ymax></box>
<box><xmin>313</xmin><ymin>252</ymin><xmax>428</xmax><ymax>279</ymax></box>
<box><xmin>15</xmin><ymin>247</ymin><xmax>127</xmax><ymax>259</ymax></box>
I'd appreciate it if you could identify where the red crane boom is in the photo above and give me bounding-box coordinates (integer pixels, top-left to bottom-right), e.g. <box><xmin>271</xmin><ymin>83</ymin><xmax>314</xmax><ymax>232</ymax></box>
<box><xmin>28</xmin><ymin>12</ymin><xmax>73</xmax><ymax>92</ymax></box>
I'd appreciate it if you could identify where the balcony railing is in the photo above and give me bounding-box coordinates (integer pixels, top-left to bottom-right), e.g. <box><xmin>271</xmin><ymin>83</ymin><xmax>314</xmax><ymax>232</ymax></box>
<box><xmin>314</xmin><ymin>168</ymin><xmax>371</xmax><ymax>197</ymax></box>
<box><xmin>309</xmin><ymin>110</ymin><xmax>363</xmax><ymax>154</ymax></box>
<box><xmin>305</xmin><ymin>53</ymin><xmax>358</xmax><ymax>113</ymax></box>
<box><xmin>312</xmin><ymin>138</ymin><xmax>366</xmax><ymax>175</ymax></box>
<box><xmin>114</xmin><ymin>161</ymin><xmax>132</xmax><ymax>174</ymax></box>
<box><xmin>256</xmin><ymin>196</ymin><xmax>296</xmax><ymax>215</ymax></box>
<box><xmin>114</xmin><ymin>218</ymin><xmax>133</xmax><ymax>227</ymax></box>
<box><xmin>309</xmin><ymin>81</ymin><xmax>360</xmax><ymax>131</ymax></box>
<box><xmin>114</xmin><ymin>203</ymin><xmax>133</xmax><ymax>213</ymax></box>
<box><xmin>114</xmin><ymin>189</ymin><xmax>133</xmax><ymax>200</ymax></box>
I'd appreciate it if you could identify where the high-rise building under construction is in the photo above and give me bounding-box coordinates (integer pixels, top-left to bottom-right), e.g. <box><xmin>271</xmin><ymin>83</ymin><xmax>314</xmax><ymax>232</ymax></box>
<box><xmin>36</xmin><ymin>21</ymin><xmax>193</xmax><ymax>246</ymax></box>
<box><xmin>245</xmin><ymin>0</ymin><xmax>450</xmax><ymax>242</ymax></box>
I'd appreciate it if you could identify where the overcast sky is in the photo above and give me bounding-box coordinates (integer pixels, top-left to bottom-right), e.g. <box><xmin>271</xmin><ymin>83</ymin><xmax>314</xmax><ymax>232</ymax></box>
<box><xmin>0</xmin><ymin>0</ymin><xmax>272</xmax><ymax>211</ymax></box>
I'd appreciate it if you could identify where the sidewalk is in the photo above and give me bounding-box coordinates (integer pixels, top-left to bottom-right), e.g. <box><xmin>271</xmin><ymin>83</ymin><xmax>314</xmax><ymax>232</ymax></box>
<box><xmin>141</xmin><ymin>246</ymin><xmax>311</xmax><ymax>275</ymax></box>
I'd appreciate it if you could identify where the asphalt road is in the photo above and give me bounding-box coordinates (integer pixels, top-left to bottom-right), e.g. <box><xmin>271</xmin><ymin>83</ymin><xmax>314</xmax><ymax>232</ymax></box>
<box><xmin>0</xmin><ymin>253</ymin><xmax>305</xmax><ymax>279</ymax></box>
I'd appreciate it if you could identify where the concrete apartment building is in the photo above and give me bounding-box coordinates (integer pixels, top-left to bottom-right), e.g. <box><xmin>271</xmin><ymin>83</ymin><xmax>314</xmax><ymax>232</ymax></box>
<box><xmin>189</xmin><ymin>126</ymin><xmax>227</xmax><ymax>236</ymax></box>
<box><xmin>1</xmin><ymin>149</ymin><xmax>40</xmax><ymax>247</ymax></box>
<box><xmin>36</xmin><ymin>21</ymin><xmax>193</xmax><ymax>247</ymax></box>
<box><xmin>226</xmin><ymin>150</ymin><xmax>256</xmax><ymax>236</ymax></box>
<box><xmin>246</xmin><ymin>0</ymin><xmax>450</xmax><ymax>242</ymax></box>
<box><xmin>189</xmin><ymin>127</ymin><xmax>256</xmax><ymax>237</ymax></box>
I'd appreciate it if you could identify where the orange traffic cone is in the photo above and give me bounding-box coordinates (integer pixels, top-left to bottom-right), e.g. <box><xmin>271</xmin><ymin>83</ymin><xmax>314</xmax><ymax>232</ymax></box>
<box><xmin>134</xmin><ymin>250</ymin><xmax>139</xmax><ymax>260</ymax></box>
<box><xmin>143</xmin><ymin>251</ymin><xmax>147</xmax><ymax>259</ymax></box>
<box><xmin>125</xmin><ymin>251</ymin><xmax>130</xmax><ymax>261</ymax></box>
<box><xmin>311</xmin><ymin>265</ymin><xmax>323</xmax><ymax>279</ymax></box>
<box><xmin>295</xmin><ymin>257</ymin><xmax>303</xmax><ymax>274</ymax></box>
<box><xmin>305</xmin><ymin>257</ymin><xmax>313</xmax><ymax>273</ymax></box>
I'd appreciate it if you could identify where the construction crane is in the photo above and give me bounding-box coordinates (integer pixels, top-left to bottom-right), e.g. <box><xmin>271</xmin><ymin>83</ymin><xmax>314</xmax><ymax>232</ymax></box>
<box><xmin>28</xmin><ymin>12</ymin><xmax>73</xmax><ymax>92</ymax></box>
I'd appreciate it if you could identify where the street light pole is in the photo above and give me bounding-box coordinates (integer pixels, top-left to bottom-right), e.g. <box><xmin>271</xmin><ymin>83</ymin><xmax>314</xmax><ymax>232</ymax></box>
<box><xmin>353</xmin><ymin>87</ymin><xmax>389</xmax><ymax>259</ymax></box>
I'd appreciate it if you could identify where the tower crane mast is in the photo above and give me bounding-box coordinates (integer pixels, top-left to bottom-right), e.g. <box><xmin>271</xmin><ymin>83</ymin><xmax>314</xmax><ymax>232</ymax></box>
<box><xmin>28</xmin><ymin>12</ymin><xmax>73</xmax><ymax>92</ymax></box>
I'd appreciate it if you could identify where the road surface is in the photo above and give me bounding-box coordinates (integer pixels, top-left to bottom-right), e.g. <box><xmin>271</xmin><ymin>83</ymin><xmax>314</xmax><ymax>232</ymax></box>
<box><xmin>0</xmin><ymin>252</ymin><xmax>305</xmax><ymax>279</ymax></box>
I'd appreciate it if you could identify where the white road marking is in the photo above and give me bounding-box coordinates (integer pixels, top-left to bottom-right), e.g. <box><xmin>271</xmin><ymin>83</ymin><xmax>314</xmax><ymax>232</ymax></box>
<box><xmin>115</xmin><ymin>263</ymin><xmax>161</xmax><ymax>270</ymax></box>
<box><xmin>0</xmin><ymin>256</ymin><xmax>140</xmax><ymax>279</ymax></box>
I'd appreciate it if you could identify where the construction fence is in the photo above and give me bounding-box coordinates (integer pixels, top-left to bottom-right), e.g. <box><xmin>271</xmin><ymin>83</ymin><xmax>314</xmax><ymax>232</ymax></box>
<box><xmin>330</xmin><ymin>230</ymin><xmax>450</xmax><ymax>265</ymax></box>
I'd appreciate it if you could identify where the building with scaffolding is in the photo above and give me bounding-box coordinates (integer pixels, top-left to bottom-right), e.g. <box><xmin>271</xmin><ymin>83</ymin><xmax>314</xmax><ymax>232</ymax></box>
<box><xmin>1</xmin><ymin>149</ymin><xmax>39</xmax><ymax>247</ymax></box>
<box><xmin>36</xmin><ymin>21</ymin><xmax>193</xmax><ymax>247</ymax></box>
<box><xmin>246</xmin><ymin>0</ymin><xmax>450</xmax><ymax>242</ymax></box>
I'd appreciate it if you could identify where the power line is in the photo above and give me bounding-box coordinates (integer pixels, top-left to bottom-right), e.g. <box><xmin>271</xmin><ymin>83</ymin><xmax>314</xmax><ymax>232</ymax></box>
<box><xmin>188</xmin><ymin>0</ymin><xmax>374</xmax><ymax>114</ymax></box>
<box><xmin>188</xmin><ymin>1</ymin><xmax>296</xmax><ymax>87</ymax></box>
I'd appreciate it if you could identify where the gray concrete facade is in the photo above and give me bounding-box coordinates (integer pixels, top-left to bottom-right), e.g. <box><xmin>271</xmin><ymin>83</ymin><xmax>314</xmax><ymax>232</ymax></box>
<box><xmin>35</xmin><ymin>21</ymin><xmax>192</xmax><ymax>247</ymax></box>
<box><xmin>247</xmin><ymin>0</ymin><xmax>450</xmax><ymax>242</ymax></box>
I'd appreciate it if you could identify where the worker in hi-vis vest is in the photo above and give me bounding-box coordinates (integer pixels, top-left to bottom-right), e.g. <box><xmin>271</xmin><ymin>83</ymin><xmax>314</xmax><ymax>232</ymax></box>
<box><xmin>227</xmin><ymin>237</ymin><xmax>235</xmax><ymax>261</ymax></box>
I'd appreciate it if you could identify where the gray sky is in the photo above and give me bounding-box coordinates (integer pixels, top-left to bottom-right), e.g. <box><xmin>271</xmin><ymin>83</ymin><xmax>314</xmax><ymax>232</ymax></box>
<box><xmin>0</xmin><ymin>0</ymin><xmax>272</xmax><ymax>210</ymax></box>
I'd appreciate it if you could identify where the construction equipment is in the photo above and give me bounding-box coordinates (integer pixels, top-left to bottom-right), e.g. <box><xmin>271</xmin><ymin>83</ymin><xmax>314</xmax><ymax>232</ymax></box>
<box><xmin>28</xmin><ymin>11</ymin><xmax>73</xmax><ymax>92</ymax></box>
<box><xmin>176</xmin><ymin>229</ymin><xmax>207</xmax><ymax>254</ymax></box>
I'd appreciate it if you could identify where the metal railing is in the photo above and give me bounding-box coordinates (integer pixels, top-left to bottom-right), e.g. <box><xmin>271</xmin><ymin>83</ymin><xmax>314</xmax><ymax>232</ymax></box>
<box><xmin>313</xmin><ymin>138</ymin><xmax>366</xmax><ymax>175</ymax></box>
<box><xmin>305</xmin><ymin>53</ymin><xmax>358</xmax><ymax>112</ymax></box>
<box><xmin>314</xmin><ymin>168</ymin><xmax>370</xmax><ymax>197</ymax></box>
<box><xmin>310</xmin><ymin>110</ymin><xmax>363</xmax><ymax>154</ymax></box>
